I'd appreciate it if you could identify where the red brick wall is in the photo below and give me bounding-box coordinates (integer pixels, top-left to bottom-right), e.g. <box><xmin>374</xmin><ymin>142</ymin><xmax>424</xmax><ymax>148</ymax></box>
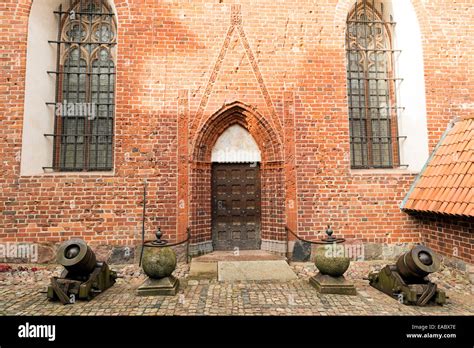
<box><xmin>0</xmin><ymin>1</ymin><xmax>32</xmax><ymax>239</ymax></box>
<box><xmin>418</xmin><ymin>215</ymin><xmax>473</xmax><ymax>265</ymax></box>
<box><xmin>0</xmin><ymin>0</ymin><xmax>472</xmax><ymax>264</ymax></box>
<box><xmin>410</xmin><ymin>1</ymin><xmax>474</xmax><ymax>150</ymax></box>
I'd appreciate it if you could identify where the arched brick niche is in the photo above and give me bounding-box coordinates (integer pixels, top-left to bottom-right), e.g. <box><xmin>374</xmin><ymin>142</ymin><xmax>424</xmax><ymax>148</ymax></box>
<box><xmin>188</xmin><ymin>102</ymin><xmax>286</xmax><ymax>255</ymax></box>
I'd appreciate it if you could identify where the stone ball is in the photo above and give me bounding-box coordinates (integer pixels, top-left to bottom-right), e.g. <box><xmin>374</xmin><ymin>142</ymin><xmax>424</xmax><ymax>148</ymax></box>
<box><xmin>141</xmin><ymin>246</ymin><xmax>177</xmax><ymax>279</ymax></box>
<box><xmin>314</xmin><ymin>244</ymin><xmax>351</xmax><ymax>277</ymax></box>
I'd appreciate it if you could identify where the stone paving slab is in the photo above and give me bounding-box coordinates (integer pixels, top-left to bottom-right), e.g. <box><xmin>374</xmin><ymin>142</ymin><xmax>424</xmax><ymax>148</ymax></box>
<box><xmin>218</xmin><ymin>260</ymin><xmax>298</xmax><ymax>282</ymax></box>
<box><xmin>189</xmin><ymin>261</ymin><xmax>218</xmax><ymax>279</ymax></box>
<box><xmin>0</xmin><ymin>261</ymin><xmax>472</xmax><ymax>316</ymax></box>
<box><xmin>193</xmin><ymin>251</ymin><xmax>285</xmax><ymax>262</ymax></box>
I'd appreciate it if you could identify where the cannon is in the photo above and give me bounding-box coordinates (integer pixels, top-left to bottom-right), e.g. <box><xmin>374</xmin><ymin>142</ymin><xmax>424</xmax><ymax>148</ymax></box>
<box><xmin>368</xmin><ymin>245</ymin><xmax>446</xmax><ymax>306</ymax></box>
<box><xmin>47</xmin><ymin>239</ymin><xmax>117</xmax><ymax>304</ymax></box>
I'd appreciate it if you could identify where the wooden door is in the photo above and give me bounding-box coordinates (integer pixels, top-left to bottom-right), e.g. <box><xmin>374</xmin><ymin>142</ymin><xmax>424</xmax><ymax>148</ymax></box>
<box><xmin>211</xmin><ymin>163</ymin><xmax>261</xmax><ymax>251</ymax></box>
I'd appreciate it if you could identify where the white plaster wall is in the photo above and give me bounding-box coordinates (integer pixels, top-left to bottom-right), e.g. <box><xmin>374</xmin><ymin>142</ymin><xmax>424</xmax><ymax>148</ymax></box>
<box><xmin>20</xmin><ymin>0</ymin><xmax>68</xmax><ymax>176</ymax></box>
<box><xmin>391</xmin><ymin>0</ymin><xmax>429</xmax><ymax>172</ymax></box>
<box><xmin>211</xmin><ymin>125</ymin><xmax>261</xmax><ymax>163</ymax></box>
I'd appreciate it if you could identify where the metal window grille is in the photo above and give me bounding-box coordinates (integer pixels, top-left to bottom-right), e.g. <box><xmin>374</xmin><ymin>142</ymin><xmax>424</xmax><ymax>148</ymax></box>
<box><xmin>45</xmin><ymin>0</ymin><xmax>116</xmax><ymax>172</ymax></box>
<box><xmin>346</xmin><ymin>0</ymin><xmax>402</xmax><ymax>169</ymax></box>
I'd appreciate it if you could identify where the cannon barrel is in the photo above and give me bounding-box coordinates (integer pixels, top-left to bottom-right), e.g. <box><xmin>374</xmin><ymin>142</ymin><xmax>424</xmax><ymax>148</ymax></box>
<box><xmin>48</xmin><ymin>239</ymin><xmax>116</xmax><ymax>304</ymax></box>
<box><xmin>56</xmin><ymin>239</ymin><xmax>97</xmax><ymax>274</ymax></box>
<box><xmin>368</xmin><ymin>245</ymin><xmax>446</xmax><ymax>306</ymax></box>
<box><xmin>395</xmin><ymin>245</ymin><xmax>440</xmax><ymax>281</ymax></box>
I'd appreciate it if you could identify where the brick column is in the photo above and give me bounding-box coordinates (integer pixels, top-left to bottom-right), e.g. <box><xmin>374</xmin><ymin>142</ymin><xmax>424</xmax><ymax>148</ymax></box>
<box><xmin>283</xmin><ymin>91</ymin><xmax>297</xmax><ymax>242</ymax></box>
<box><xmin>177</xmin><ymin>90</ymin><xmax>189</xmax><ymax>241</ymax></box>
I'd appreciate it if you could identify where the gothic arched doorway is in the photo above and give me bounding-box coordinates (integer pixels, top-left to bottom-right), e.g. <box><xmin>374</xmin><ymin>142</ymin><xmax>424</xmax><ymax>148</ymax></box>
<box><xmin>189</xmin><ymin>102</ymin><xmax>285</xmax><ymax>255</ymax></box>
<box><xmin>211</xmin><ymin>125</ymin><xmax>262</xmax><ymax>250</ymax></box>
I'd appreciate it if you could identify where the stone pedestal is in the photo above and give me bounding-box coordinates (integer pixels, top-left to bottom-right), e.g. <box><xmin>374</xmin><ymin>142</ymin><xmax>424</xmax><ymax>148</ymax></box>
<box><xmin>309</xmin><ymin>273</ymin><xmax>356</xmax><ymax>295</ymax></box>
<box><xmin>137</xmin><ymin>275</ymin><xmax>179</xmax><ymax>296</ymax></box>
<box><xmin>138</xmin><ymin>244</ymin><xmax>179</xmax><ymax>297</ymax></box>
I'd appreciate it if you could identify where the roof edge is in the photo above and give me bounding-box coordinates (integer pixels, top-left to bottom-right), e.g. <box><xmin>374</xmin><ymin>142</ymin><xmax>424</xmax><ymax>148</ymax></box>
<box><xmin>401</xmin><ymin>208</ymin><xmax>473</xmax><ymax>219</ymax></box>
<box><xmin>400</xmin><ymin>120</ymin><xmax>454</xmax><ymax>211</ymax></box>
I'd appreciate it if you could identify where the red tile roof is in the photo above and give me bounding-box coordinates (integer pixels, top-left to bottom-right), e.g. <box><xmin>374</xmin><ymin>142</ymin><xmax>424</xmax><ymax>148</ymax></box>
<box><xmin>402</xmin><ymin>116</ymin><xmax>474</xmax><ymax>217</ymax></box>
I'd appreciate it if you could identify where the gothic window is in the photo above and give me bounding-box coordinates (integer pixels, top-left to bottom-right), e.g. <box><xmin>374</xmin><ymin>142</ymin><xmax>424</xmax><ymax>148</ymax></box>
<box><xmin>51</xmin><ymin>0</ymin><xmax>116</xmax><ymax>171</ymax></box>
<box><xmin>346</xmin><ymin>0</ymin><xmax>400</xmax><ymax>169</ymax></box>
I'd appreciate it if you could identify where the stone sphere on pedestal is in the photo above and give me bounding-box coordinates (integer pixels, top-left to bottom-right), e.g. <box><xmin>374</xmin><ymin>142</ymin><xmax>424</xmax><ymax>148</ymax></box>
<box><xmin>314</xmin><ymin>244</ymin><xmax>350</xmax><ymax>277</ymax></box>
<box><xmin>141</xmin><ymin>246</ymin><xmax>177</xmax><ymax>279</ymax></box>
<box><xmin>309</xmin><ymin>226</ymin><xmax>356</xmax><ymax>295</ymax></box>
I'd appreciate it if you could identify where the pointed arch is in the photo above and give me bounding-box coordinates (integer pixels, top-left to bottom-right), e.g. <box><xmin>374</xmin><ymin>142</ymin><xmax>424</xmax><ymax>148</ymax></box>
<box><xmin>211</xmin><ymin>125</ymin><xmax>262</xmax><ymax>163</ymax></box>
<box><xmin>189</xmin><ymin>101</ymin><xmax>286</xmax><ymax>254</ymax></box>
<box><xmin>335</xmin><ymin>0</ymin><xmax>430</xmax><ymax>35</ymax></box>
<box><xmin>192</xmin><ymin>101</ymin><xmax>283</xmax><ymax>163</ymax></box>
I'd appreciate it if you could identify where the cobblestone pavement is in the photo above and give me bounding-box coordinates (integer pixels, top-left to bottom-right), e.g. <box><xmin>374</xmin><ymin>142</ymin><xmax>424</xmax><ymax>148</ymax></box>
<box><xmin>0</xmin><ymin>261</ymin><xmax>472</xmax><ymax>316</ymax></box>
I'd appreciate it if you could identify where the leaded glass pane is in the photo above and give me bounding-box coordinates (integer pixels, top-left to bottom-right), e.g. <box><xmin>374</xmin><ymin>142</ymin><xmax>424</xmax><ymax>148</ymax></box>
<box><xmin>346</xmin><ymin>0</ymin><xmax>398</xmax><ymax>168</ymax></box>
<box><xmin>55</xmin><ymin>0</ymin><xmax>116</xmax><ymax>171</ymax></box>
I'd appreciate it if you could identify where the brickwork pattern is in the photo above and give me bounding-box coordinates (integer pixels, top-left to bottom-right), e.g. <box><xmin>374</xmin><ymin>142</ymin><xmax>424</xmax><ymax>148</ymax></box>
<box><xmin>0</xmin><ymin>0</ymin><xmax>472</xmax><ymax>264</ymax></box>
<box><xmin>419</xmin><ymin>215</ymin><xmax>474</xmax><ymax>264</ymax></box>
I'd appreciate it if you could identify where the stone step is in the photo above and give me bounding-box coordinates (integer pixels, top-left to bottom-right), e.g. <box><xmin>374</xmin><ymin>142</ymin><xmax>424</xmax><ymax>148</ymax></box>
<box><xmin>192</xmin><ymin>250</ymin><xmax>286</xmax><ymax>263</ymax></box>
<box><xmin>188</xmin><ymin>261</ymin><xmax>218</xmax><ymax>280</ymax></box>
<box><xmin>218</xmin><ymin>260</ymin><xmax>297</xmax><ymax>282</ymax></box>
<box><xmin>189</xmin><ymin>252</ymin><xmax>295</xmax><ymax>282</ymax></box>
